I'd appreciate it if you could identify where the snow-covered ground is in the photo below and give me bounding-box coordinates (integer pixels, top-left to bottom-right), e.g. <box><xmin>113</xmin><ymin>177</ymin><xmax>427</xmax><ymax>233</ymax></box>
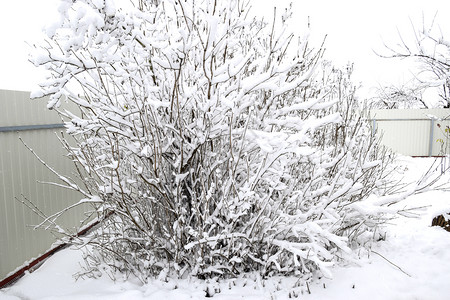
<box><xmin>1</xmin><ymin>157</ymin><xmax>449</xmax><ymax>300</ymax></box>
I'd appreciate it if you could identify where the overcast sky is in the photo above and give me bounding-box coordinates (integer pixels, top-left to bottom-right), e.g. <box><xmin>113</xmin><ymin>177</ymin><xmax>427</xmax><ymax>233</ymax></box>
<box><xmin>0</xmin><ymin>0</ymin><xmax>449</xmax><ymax>99</ymax></box>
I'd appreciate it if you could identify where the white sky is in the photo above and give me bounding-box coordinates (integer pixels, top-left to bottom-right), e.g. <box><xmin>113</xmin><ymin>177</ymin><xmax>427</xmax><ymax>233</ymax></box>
<box><xmin>0</xmin><ymin>0</ymin><xmax>449</xmax><ymax>99</ymax></box>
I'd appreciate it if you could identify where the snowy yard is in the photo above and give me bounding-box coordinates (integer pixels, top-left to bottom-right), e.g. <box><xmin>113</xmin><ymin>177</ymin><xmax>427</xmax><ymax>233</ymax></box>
<box><xmin>1</xmin><ymin>156</ymin><xmax>449</xmax><ymax>300</ymax></box>
<box><xmin>1</xmin><ymin>0</ymin><xmax>449</xmax><ymax>298</ymax></box>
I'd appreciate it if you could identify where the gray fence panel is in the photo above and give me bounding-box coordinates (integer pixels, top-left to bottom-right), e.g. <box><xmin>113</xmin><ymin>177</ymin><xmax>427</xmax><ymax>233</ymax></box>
<box><xmin>1</xmin><ymin>91</ymin><xmax>450</xmax><ymax>281</ymax></box>
<box><xmin>370</xmin><ymin>109</ymin><xmax>450</xmax><ymax>157</ymax></box>
<box><xmin>0</xmin><ymin>89</ymin><xmax>86</xmax><ymax>282</ymax></box>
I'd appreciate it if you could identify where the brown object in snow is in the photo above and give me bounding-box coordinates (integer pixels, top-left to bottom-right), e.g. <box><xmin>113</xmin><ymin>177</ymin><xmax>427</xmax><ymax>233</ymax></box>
<box><xmin>432</xmin><ymin>214</ymin><xmax>450</xmax><ymax>232</ymax></box>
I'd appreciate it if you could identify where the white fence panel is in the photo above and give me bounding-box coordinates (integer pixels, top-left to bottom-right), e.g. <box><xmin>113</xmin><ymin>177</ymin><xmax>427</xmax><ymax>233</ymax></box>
<box><xmin>0</xmin><ymin>89</ymin><xmax>85</xmax><ymax>282</ymax></box>
<box><xmin>370</xmin><ymin>109</ymin><xmax>450</xmax><ymax>157</ymax></box>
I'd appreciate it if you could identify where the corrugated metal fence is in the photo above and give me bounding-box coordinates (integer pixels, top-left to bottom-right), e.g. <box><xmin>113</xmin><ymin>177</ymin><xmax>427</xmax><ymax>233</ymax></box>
<box><xmin>370</xmin><ymin>109</ymin><xmax>450</xmax><ymax>157</ymax></box>
<box><xmin>0</xmin><ymin>89</ymin><xmax>85</xmax><ymax>282</ymax></box>
<box><xmin>1</xmin><ymin>90</ymin><xmax>450</xmax><ymax>283</ymax></box>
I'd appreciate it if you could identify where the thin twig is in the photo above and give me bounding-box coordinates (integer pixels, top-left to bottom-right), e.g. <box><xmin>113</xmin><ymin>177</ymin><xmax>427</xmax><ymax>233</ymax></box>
<box><xmin>371</xmin><ymin>250</ymin><xmax>411</xmax><ymax>277</ymax></box>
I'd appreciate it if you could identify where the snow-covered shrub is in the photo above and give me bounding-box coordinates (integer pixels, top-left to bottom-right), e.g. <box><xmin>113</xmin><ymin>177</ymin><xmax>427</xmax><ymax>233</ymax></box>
<box><xmin>31</xmin><ymin>0</ymin><xmax>399</xmax><ymax>283</ymax></box>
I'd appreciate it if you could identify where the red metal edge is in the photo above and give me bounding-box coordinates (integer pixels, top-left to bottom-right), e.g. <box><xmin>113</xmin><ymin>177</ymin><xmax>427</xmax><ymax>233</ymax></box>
<box><xmin>0</xmin><ymin>213</ymin><xmax>111</xmax><ymax>289</ymax></box>
<box><xmin>0</xmin><ymin>243</ymin><xmax>67</xmax><ymax>289</ymax></box>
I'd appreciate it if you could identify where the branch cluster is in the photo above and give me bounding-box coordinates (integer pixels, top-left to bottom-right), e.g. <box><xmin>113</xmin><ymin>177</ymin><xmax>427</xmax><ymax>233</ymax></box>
<box><xmin>30</xmin><ymin>0</ymin><xmax>405</xmax><ymax>283</ymax></box>
<box><xmin>378</xmin><ymin>15</ymin><xmax>450</xmax><ymax>108</ymax></box>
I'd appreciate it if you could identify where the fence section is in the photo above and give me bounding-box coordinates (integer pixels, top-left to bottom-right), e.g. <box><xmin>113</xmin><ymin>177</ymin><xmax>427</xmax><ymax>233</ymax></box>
<box><xmin>370</xmin><ymin>109</ymin><xmax>450</xmax><ymax>157</ymax></box>
<box><xmin>1</xmin><ymin>91</ymin><xmax>450</xmax><ymax>283</ymax></box>
<box><xmin>0</xmin><ymin>89</ymin><xmax>84</xmax><ymax>282</ymax></box>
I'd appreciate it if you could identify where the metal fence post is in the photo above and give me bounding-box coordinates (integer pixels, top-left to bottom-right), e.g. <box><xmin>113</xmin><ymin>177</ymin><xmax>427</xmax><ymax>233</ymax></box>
<box><xmin>428</xmin><ymin>118</ymin><xmax>435</xmax><ymax>157</ymax></box>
